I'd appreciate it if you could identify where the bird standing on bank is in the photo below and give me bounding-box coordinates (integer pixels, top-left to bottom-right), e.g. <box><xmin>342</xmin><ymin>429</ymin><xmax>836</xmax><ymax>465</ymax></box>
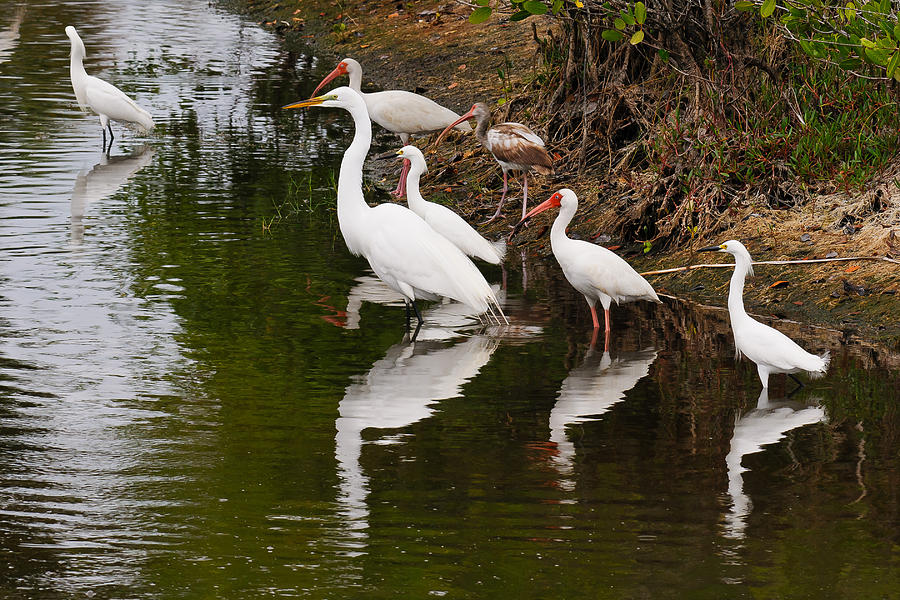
<box><xmin>310</xmin><ymin>57</ymin><xmax>472</xmax><ymax>197</ymax></box>
<box><xmin>699</xmin><ymin>240</ymin><xmax>829</xmax><ymax>389</ymax></box>
<box><xmin>516</xmin><ymin>188</ymin><xmax>660</xmax><ymax>346</ymax></box>
<box><xmin>283</xmin><ymin>87</ymin><xmax>505</xmax><ymax>330</ymax></box>
<box><xmin>435</xmin><ymin>102</ymin><xmax>553</xmax><ymax>223</ymax></box>
<box><xmin>65</xmin><ymin>26</ymin><xmax>154</xmax><ymax>151</ymax></box>
<box><xmin>393</xmin><ymin>145</ymin><xmax>504</xmax><ymax>265</ymax></box>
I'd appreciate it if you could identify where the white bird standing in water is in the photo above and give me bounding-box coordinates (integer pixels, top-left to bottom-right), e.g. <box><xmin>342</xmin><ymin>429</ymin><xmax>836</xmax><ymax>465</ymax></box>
<box><xmin>393</xmin><ymin>145</ymin><xmax>504</xmax><ymax>265</ymax></box>
<box><xmin>699</xmin><ymin>240</ymin><xmax>829</xmax><ymax>389</ymax></box>
<box><xmin>516</xmin><ymin>188</ymin><xmax>660</xmax><ymax>342</ymax></box>
<box><xmin>65</xmin><ymin>26</ymin><xmax>154</xmax><ymax>150</ymax></box>
<box><xmin>311</xmin><ymin>57</ymin><xmax>472</xmax><ymax>197</ymax></box>
<box><xmin>283</xmin><ymin>87</ymin><xmax>505</xmax><ymax>327</ymax></box>
<box><xmin>435</xmin><ymin>102</ymin><xmax>553</xmax><ymax>223</ymax></box>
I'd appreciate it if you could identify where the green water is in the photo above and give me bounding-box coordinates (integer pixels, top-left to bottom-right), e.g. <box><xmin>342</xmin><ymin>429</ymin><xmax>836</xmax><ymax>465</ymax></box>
<box><xmin>0</xmin><ymin>1</ymin><xmax>898</xmax><ymax>598</ymax></box>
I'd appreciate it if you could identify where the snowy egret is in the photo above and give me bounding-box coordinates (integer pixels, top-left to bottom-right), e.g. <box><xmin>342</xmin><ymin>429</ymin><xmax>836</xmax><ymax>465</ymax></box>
<box><xmin>518</xmin><ymin>188</ymin><xmax>660</xmax><ymax>339</ymax></box>
<box><xmin>65</xmin><ymin>26</ymin><xmax>154</xmax><ymax>151</ymax></box>
<box><xmin>435</xmin><ymin>102</ymin><xmax>553</xmax><ymax>223</ymax></box>
<box><xmin>699</xmin><ymin>240</ymin><xmax>829</xmax><ymax>388</ymax></box>
<box><xmin>310</xmin><ymin>58</ymin><xmax>472</xmax><ymax>197</ymax></box>
<box><xmin>283</xmin><ymin>87</ymin><xmax>505</xmax><ymax>327</ymax></box>
<box><xmin>393</xmin><ymin>145</ymin><xmax>504</xmax><ymax>265</ymax></box>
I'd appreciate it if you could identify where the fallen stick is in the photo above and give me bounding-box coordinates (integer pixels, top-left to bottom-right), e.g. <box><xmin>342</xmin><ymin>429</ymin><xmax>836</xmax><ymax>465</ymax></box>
<box><xmin>640</xmin><ymin>255</ymin><xmax>900</xmax><ymax>277</ymax></box>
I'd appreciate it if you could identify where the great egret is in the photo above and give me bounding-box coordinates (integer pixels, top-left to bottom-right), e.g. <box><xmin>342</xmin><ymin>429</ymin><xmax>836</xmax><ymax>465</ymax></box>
<box><xmin>393</xmin><ymin>145</ymin><xmax>504</xmax><ymax>265</ymax></box>
<box><xmin>65</xmin><ymin>26</ymin><xmax>154</xmax><ymax>150</ymax></box>
<box><xmin>283</xmin><ymin>87</ymin><xmax>505</xmax><ymax>327</ymax></box>
<box><xmin>517</xmin><ymin>188</ymin><xmax>660</xmax><ymax>340</ymax></box>
<box><xmin>435</xmin><ymin>102</ymin><xmax>553</xmax><ymax>223</ymax></box>
<box><xmin>310</xmin><ymin>57</ymin><xmax>472</xmax><ymax>197</ymax></box>
<box><xmin>699</xmin><ymin>240</ymin><xmax>830</xmax><ymax>389</ymax></box>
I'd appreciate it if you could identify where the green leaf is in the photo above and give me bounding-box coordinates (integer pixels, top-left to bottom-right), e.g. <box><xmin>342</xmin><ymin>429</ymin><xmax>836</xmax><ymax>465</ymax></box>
<box><xmin>658</xmin><ymin>48</ymin><xmax>670</xmax><ymax>61</ymax></box>
<box><xmin>510</xmin><ymin>9</ymin><xmax>531</xmax><ymax>20</ymax></box>
<box><xmin>887</xmin><ymin>51</ymin><xmax>900</xmax><ymax>77</ymax></box>
<box><xmin>860</xmin><ymin>37</ymin><xmax>876</xmax><ymax>48</ymax></box>
<box><xmin>523</xmin><ymin>0</ymin><xmax>548</xmax><ymax>14</ymax></box>
<box><xmin>634</xmin><ymin>2</ymin><xmax>647</xmax><ymax>24</ymax></box>
<box><xmin>894</xmin><ymin>24</ymin><xmax>900</xmax><ymax>40</ymax></box>
<box><xmin>620</xmin><ymin>10</ymin><xmax>636</xmax><ymax>25</ymax></box>
<box><xmin>879</xmin><ymin>22</ymin><xmax>895</xmax><ymax>39</ymax></box>
<box><xmin>839</xmin><ymin>56</ymin><xmax>862</xmax><ymax>70</ymax></box>
<box><xmin>469</xmin><ymin>6</ymin><xmax>492</xmax><ymax>23</ymax></box>
<box><xmin>734</xmin><ymin>1</ymin><xmax>755</xmax><ymax>10</ymax></box>
<box><xmin>630</xmin><ymin>29</ymin><xmax>644</xmax><ymax>44</ymax></box>
<box><xmin>475</xmin><ymin>0</ymin><xmax>489</xmax><ymax>5</ymax></box>
<box><xmin>614</xmin><ymin>17</ymin><xmax>626</xmax><ymax>29</ymax></box>
<box><xmin>551</xmin><ymin>0</ymin><xmax>563</xmax><ymax>14</ymax></box>
<box><xmin>602</xmin><ymin>29</ymin><xmax>625</xmax><ymax>42</ymax></box>
<box><xmin>864</xmin><ymin>46</ymin><xmax>889</xmax><ymax>64</ymax></box>
<box><xmin>760</xmin><ymin>0</ymin><xmax>776</xmax><ymax>18</ymax></box>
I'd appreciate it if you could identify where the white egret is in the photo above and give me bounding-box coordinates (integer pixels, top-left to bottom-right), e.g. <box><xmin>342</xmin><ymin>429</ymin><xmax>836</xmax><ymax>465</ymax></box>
<box><xmin>311</xmin><ymin>57</ymin><xmax>472</xmax><ymax>197</ymax></box>
<box><xmin>435</xmin><ymin>102</ymin><xmax>553</xmax><ymax>223</ymax></box>
<box><xmin>283</xmin><ymin>87</ymin><xmax>505</xmax><ymax>327</ymax></box>
<box><xmin>517</xmin><ymin>188</ymin><xmax>660</xmax><ymax>340</ymax></box>
<box><xmin>699</xmin><ymin>240</ymin><xmax>829</xmax><ymax>389</ymax></box>
<box><xmin>393</xmin><ymin>145</ymin><xmax>504</xmax><ymax>265</ymax></box>
<box><xmin>65</xmin><ymin>26</ymin><xmax>154</xmax><ymax>150</ymax></box>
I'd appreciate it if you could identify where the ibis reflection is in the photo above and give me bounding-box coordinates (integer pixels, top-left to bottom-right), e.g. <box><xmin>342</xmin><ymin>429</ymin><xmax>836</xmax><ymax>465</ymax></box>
<box><xmin>549</xmin><ymin>339</ymin><xmax>657</xmax><ymax>490</ymax></box>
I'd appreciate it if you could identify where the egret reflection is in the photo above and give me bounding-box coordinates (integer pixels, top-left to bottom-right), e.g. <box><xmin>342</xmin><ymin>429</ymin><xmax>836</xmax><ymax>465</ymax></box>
<box><xmin>723</xmin><ymin>388</ymin><xmax>826</xmax><ymax>540</ymax></box>
<box><xmin>0</xmin><ymin>6</ymin><xmax>25</xmax><ymax>65</ymax></box>
<box><xmin>334</xmin><ymin>330</ymin><xmax>499</xmax><ymax>550</ymax></box>
<box><xmin>549</xmin><ymin>339</ymin><xmax>657</xmax><ymax>490</ymax></box>
<box><xmin>70</xmin><ymin>145</ymin><xmax>155</xmax><ymax>243</ymax></box>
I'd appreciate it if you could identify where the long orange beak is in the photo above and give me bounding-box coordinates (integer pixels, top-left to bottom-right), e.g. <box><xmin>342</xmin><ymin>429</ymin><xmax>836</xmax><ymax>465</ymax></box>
<box><xmin>311</xmin><ymin>64</ymin><xmax>346</xmax><ymax>98</ymax></box>
<box><xmin>433</xmin><ymin>106</ymin><xmax>476</xmax><ymax>147</ymax></box>
<box><xmin>521</xmin><ymin>195</ymin><xmax>559</xmax><ymax>222</ymax></box>
<box><xmin>282</xmin><ymin>96</ymin><xmax>326</xmax><ymax>110</ymax></box>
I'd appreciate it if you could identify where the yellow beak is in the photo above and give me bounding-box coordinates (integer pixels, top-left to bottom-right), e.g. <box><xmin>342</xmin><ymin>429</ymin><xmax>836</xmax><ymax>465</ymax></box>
<box><xmin>282</xmin><ymin>96</ymin><xmax>325</xmax><ymax>110</ymax></box>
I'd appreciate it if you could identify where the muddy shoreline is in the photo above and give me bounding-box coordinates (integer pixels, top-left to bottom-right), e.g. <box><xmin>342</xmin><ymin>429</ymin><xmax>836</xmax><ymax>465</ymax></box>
<box><xmin>224</xmin><ymin>0</ymin><xmax>899</xmax><ymax>350</ymax></box>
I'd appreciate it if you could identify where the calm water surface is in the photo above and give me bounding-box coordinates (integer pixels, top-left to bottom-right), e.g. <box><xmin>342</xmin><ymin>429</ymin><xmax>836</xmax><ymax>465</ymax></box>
<box><xmin>0</xmin><ymin>1</ymin><xmax>898</xmax><ymax>598</ymax></box>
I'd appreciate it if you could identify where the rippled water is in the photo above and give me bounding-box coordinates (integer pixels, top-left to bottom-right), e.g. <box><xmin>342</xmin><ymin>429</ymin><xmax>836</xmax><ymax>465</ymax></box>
<box><xmin>0</xmin><ymin>1</ymin><xmax>898</xmax><ymax>598</ymax></box>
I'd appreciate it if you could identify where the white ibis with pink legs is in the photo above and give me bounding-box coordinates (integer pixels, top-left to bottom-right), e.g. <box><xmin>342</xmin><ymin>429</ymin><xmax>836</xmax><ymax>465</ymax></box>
<box><xmin>435</xmin><ymin>102</ymin><xmax>553</xmax><ymax>223</ymax></box>
<box><xmin>518</xmin><ymin>188</ymin><xmax>660</xmax><ymax>341</ymax></box>
<box><xmin>394</xmin><ymin>145</ymin><xmax>504</xmax><ymax>265</ymax></box>
<box><xmin>310</xmin><ymin>58</ymin><xmax>472</xmax><ymax>197</ymax></box>
<box><xmin>283</xmin><ymin>87</ymin><xmax>505</xmax><ymax>328</ymax></box>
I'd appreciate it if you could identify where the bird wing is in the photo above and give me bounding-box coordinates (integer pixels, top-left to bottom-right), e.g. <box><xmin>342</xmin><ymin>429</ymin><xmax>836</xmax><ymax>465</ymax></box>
<box><xmin>564</xmin><ymin>241</ymin><xmax>659</xmax><ymax>304</ymax></box>
<box><xmin>487</xmin><ymin>123</ymin><xmax>553</xmax><ymax>173</ymax></box>
<box><xmin>84</xmin><ymin>76</ymin><xmax>154</xmax><ymax>129</ymax></box>
<box><xmin>364</xmin><ymin>204</ymin><xmax>496</xmax><ymax>312</ymax></box>
<box><xmin>733</xmin><ymin>318</ymin><xmax>826</xmax><ymax>373</ymax></box>
<box><xmin>421</xmin><ymin>202</ymin><xmax>503</xmax><ymax>264</ymax></box>
<box><xmin>365</xmin><ymin>91</ymin><xmax>472</xmax><ymax>135</ymax></box>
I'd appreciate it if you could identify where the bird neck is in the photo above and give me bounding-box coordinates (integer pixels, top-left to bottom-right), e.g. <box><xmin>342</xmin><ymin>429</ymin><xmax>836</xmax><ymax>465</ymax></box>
<box><xmin>726</xmin><ymin>254</ymin><xmax>752</xmax><ymax>321</ymax></box>
<box><xmin>347</xmin><ymin>68</ymin><xmax>362</xmax><ymax>93</ymax></box>
<box><xmin>336</xmin><ymin>99</ymin><xmax>373</xmax><ymax>244</ymax></box>
<box><xmin>69</xmin><ymin>45</ymin><xmax>89</xmax><ymax>109</ymax></box>
<box><xmin>404</xmin><ymin>162</ymin><xmax>426</xmax><ymax>210</ymax></box>
<box><xmin>549</xmin><ymin>202</ymin><xmax>576</xmax><ymax>253</ymax></box>
<box><xmin>474</xmin><ymin>113</ymin><xmax>491</xmax><ymax>147</ymax></box>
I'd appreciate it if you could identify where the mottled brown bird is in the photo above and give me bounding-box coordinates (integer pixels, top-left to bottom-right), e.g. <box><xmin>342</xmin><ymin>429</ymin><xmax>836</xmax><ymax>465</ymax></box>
<box><xmin>436</xmin><ymin>102</ymin><xmax>553</xmax><ymax>223</ymax></box>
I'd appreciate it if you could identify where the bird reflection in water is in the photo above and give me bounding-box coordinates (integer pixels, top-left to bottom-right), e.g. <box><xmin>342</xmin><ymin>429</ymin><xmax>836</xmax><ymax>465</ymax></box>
<box><xmin>0</xmin><ymin>5</ymin><xmax>25</xmax><ymax>65</ymax></box>
<box><xmin>549</xmin><ymin>332</ymin><xmax>657</xmax><ymax>491</ymax></box>
<box><xmin>722</xmin><ymin>388</ymin><xmax>826</xmax><ymax>540</ymax></box>
<box><xmin>334</xmin><ymin>329</ymin><xmax>500</xmax><ymax>552</ymax></box>
<box><xmin>70</xmin><ymin>145</ymin><xmax>154</xmax><ymax>244</ymax></box>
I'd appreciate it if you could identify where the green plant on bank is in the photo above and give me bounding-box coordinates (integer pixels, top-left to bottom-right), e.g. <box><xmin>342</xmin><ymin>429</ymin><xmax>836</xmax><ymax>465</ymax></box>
<box><xmin>261</xmin><ymin>172</ymin><xmax>337</xmax><ymax>231</ymax></box>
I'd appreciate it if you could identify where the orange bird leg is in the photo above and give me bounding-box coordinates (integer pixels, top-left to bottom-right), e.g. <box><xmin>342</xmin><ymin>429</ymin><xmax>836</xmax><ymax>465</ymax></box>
<box><xmin>604</xmin><ymin>308</ymin><xmax>611</xmax><ymax>334</ymax></box>
<box><xmin>590</xmin><ymin>304</ymin><xmax>600</xmax><ymax>329</ymax></box>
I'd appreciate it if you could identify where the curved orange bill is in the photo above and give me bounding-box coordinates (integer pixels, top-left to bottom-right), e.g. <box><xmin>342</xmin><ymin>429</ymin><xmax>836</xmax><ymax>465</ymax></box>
<box><xmin>310</xmin><ymin>64</ymin><xmax>344</xmax><ymax>98</ymax></box>
<box><xmin>509</xmin><ymin>194</ymin><xmax>560</xmax><ymax>240</ymax></box>
<box><xmin>433</xmin><ymin>106</ymin><xmax>476</xmax><ymax>147</ymax></box>
<box><xmin>282</xmin><ymin>96</ymin><xmax>326</xmax><ymax>110</ymax></box>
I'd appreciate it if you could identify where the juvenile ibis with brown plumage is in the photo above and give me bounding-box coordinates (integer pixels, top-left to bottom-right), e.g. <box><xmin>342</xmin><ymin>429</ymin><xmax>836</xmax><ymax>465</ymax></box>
<box><xmin>310</xmin><ymin>57</ymin><xmax>472</xmax><ymax>197</ymax></box>
<box><xmin>435</xmin><ymin>102</ymin><xmax>553</xmax><ymax>223</ymax></box>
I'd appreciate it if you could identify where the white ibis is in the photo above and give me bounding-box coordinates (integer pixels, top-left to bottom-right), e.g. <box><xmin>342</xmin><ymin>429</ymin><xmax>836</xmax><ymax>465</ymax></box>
<box><xmin>699</xmin><ymin>240</ymin><xmax>829</xmax><ymax>389</ymax></box>
<box><xmin>65</xmin><ymin>26</ymin><xmax>154</xmax><ymax>151</ymax></box>
<box><xmin>435</xmin><ymin>102</ymin><xmax>553</xmax><ymax>223</ymax></box>
<box><xmin>283</xmin><ymin>87</ymin><xmax>505</xmax><ymax>327</ymax></box>
<box><xmin>394</xmin><ymin>145</ymin><xmax>504</xmax><ymax>265</ymax></box>
<box><xmin>519</xmin><ymin>188</ymin><xmax>660</xmax><ymax>340</ymax></box>
<box><xmin>311</xmin><ymin>57</ymin><xmax>472</xmax><ymax>197</ymax></box>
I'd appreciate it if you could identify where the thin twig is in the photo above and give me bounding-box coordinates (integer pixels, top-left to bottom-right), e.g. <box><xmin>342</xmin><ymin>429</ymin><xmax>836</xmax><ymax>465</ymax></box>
<box><xmin>640</xmin><ymin>255</ymin><xmax>900</xmax><ymax>276</ymax></box>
